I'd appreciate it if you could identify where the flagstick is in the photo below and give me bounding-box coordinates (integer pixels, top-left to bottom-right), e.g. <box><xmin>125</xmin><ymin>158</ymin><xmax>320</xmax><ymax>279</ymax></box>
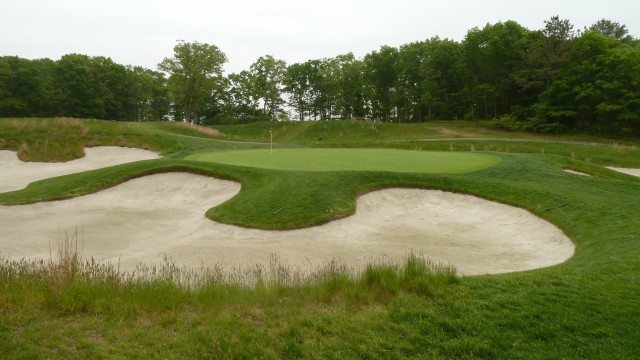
<box><xmin>270</xmin><ymin>128</ymin><xmax>273</xmax><ymax>155</ymax></box>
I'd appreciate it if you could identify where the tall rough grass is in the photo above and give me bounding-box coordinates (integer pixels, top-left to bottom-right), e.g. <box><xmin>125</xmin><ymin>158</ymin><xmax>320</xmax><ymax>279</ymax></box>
<box><xmin>0</xmin><ymin>231</ymin><xmax>458</xmax><ymax>314</ymax></box>
<box><xmin>8</xmin><ymin>117</ymin><xmax>86</xmax><ymax>131</ymax></box>
<box><xmin>6</xmin><ymin>118</ymin><xmax>89</xmax><ymax>162</ymax></box>
<box><xmin>171</xmin><ymin>121</ymin><xmax>223</xmax><ymax>138</ymax></box>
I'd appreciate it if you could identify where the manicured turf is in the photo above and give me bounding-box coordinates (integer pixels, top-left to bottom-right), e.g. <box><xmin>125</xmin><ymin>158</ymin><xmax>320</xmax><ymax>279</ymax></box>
<box><xmin>185</xmin><ymin>148</ymin><xmax>502</xmax><ymax>173</ymax></box>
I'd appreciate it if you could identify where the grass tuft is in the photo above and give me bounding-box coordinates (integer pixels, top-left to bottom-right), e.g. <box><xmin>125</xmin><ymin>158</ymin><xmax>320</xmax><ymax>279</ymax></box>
<box><xmin>17</xmin><ymin>142</ymin><xmax>29</xmax><ymax>159</ymax></box>
<box><xmin>48</xmin><ymin>228</ymin><xmax>83</xmax><ymax>295</ymax></box>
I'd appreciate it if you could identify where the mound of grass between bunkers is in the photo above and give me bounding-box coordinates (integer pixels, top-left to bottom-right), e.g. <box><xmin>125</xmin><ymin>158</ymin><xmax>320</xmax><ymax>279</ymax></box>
<box><xmin>185</xmin><ymin>148</ymin><xmax>501</xmax><ymax>173</ymax></box>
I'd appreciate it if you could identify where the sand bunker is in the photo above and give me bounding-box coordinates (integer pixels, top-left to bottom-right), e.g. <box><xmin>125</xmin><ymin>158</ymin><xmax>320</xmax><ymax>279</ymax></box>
<box><xmin>0</xmin><ymin>146</ymin><xmax>160</xmax><ymax>193</ymax></box>
<box><xmin>563</xmin><ymin>169</ymin><xmax>591</xmax><ymax>177</ymax></box>
<box><xmin>607</xmin><ymin>167</ymin><xmax>640</xmax><ymax>177</ymax></box>
<box><xmin>0</xmin><ymin>173</ymin><xmax>574</xmax><ymax>275</ymax></box>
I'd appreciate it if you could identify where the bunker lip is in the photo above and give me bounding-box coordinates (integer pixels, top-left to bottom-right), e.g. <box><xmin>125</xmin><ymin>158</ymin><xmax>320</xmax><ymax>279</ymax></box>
<box><xmin>0</xmin><ymin>172</ymin><xmax>574</xmax><ymax>276</ymax></box>
<box><xmin>0</xmin><ymin>146</ymin><xmax>160</xmax><ymax>193</ymax></box>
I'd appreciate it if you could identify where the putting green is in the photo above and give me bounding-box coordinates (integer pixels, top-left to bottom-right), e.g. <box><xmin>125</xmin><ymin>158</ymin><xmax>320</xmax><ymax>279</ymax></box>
<box><xmin>185</xmin><ymin>148</ymin><xmax>501</xmax><ymax>173</ymax></box>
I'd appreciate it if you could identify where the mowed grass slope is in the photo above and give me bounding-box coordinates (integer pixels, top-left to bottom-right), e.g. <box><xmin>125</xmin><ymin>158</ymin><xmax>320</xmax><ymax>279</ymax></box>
<box><xmin>0</xmin><ymin>118</ymin><xmax>639</xmax><ymax>358</ymax></box>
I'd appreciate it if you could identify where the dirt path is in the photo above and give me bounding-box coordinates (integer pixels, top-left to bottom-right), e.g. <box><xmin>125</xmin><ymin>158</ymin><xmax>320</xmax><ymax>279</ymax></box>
<box><xmin>0</xmin><ymin>172</ymin><xmax>574</xmax><ymax>275</ymax></box>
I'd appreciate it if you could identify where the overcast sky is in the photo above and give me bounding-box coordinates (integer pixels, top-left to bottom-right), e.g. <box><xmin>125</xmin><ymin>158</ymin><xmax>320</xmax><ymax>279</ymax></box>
<box><xmin>2</xmin><ymin>0</ymin><xmax>638</xmax><ymax>74</ymax></box>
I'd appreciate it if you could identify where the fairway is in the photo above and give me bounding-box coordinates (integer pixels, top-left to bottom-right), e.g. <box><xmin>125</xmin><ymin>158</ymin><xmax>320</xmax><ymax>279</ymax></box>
<box><xmin>185</xmin><ymin>148</ymin><xmax>501</xmax><ymax>173</ymax></box>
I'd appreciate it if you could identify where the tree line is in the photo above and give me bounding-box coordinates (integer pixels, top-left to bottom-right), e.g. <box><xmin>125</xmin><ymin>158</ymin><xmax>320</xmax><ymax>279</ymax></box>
<box><xmin>0</xmin><ymin>54</ymin><xmax>169</xmax><ymax>121</ymax></box>
<box><xmin>1</xmin><ymin>16</ymin><xmax>638</xmax><ymax>135</ymax></box>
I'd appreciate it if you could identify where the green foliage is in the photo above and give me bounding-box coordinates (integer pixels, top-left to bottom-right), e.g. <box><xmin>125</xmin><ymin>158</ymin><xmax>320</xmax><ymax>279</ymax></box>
<box><xmin>158</xmin><ymin>41</ymin><xmax>228</xmax><ymax>123</ymax></box>
<box><xmin>463</xmin><ymin>21</ymin><xmax>533</xmax><ymax>117</ymax></box>
<box><xmin>283</xmin><ymin>55</ymin><xmax>365</xmax><ymax>121</ymax></box>
<box><xmin>363</xmin><ymin>45</ymin><xmax>400</xmax><ymax>121</ymax></box>
<box><xmin>283</xmin><ymin>61</ymin><xmax>314</xmax><ymax>120</ymax></box>
<box><xmin>536</xmin><ymin>32</ymin><xmax>640</xmax><ymax>135</ymax></box>
<box><xmin>0</xmin><ymin>55</ymin><xmax>169</xmax><ymax>121</ymax></box>
<box><xmin>249</xmin><ymin>55</ymin><xmax>288</xmax><ymax>120</ymax></box>
<box><xmin>587</xmin><ymin>18</ymin><xmax>634</xmax><ymax>42</ymax></box>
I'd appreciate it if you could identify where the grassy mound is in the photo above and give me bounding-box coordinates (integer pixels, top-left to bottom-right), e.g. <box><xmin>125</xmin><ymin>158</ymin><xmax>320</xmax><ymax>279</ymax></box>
<box><xmin>0</xmin><ymin>118</ymin><xmax>261</xmax><ymax>162</ymax></box>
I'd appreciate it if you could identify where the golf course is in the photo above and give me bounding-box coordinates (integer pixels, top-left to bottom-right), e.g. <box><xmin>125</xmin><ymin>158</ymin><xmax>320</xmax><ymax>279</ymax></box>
<box><xmin>0</xmin><ymin>118</ymin><xmax>639</xmax><ymax>358</ymax></box>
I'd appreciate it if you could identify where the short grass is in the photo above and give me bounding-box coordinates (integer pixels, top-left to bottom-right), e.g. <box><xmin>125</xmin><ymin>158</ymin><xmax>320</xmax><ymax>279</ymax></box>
<box><xmin>1</xmin><ymin>118</ymin><xmax>640</xmax><ymax>358</ymax></box>
<box><xmin>185</xmin><ymin>148</ymin><xmax>502</xmax><ymax>173</ymax></box>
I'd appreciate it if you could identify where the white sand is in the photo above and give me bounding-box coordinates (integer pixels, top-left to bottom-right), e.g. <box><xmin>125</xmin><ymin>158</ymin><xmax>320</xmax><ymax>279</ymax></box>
<box><xmin>607</xmin><ymin>167</ymin><xmax>640</xmax><ymax>177</ymax></box>
<box><xmin>563</xmin><ymin>169</ymin><xmax>590</xmax><ymax>177</ymax></box>
<box><xmin>0</xmin><ymin>172</ymin><xmax>574</xmax><ymax>275</ymax></box>
<box><xmin>0</xmin><ymin>146</ymin><xmax>160</xmax><ymax>193</ymax></box>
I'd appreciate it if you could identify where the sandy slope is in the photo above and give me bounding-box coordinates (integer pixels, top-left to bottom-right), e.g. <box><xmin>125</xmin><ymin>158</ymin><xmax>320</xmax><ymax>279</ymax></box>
<box><xmin>0</xmin><ymin>173</ymin><xmax>574</xmax><ymax>275</ymax></box>
<box><xmin>0</xmin><ymin>146</ymin><xmax>160</xmax><ymax>193</ymax></box>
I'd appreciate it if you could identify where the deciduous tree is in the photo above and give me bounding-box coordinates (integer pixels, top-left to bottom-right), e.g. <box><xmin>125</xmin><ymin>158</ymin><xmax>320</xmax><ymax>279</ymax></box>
<box><xmin>249</xmin><ymin>55</ymin><xmax>287</xmax><ymax>120</ymax></box>
<box><xmin>158</xmin><ymin>41</ymin><xmax>227</xmax><ymax>123</ymax></box>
